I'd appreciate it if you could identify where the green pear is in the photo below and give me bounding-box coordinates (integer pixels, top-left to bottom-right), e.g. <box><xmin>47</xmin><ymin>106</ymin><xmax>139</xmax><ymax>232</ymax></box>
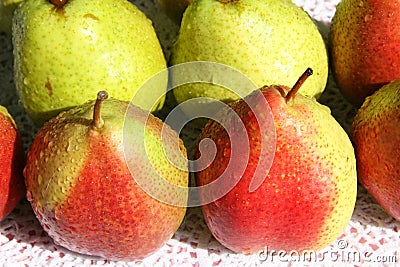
<box><xmin>330</xmin><ymin>0</ymin><xmax>400</xmax><ymax>107</ymax></box>
<box><xmin>0</xmin><ymin>105</ymin><xmax>25</xmax><ymax>221</ymax></box>
<box><xmin>170</xmin><ymin>0</ymin><xmax>328</xmax><ymax>118</ymax></box>
<box><xmin>351</xmin><ymin>80</ymin><xmax>400</xmax><ymax>221</ymax></box>
<box><xmin>13</xmin><ymin>0</ymin><xmax>168</xmax><ymax>125</ymax></box>
<box><xmin>0</xmin><ymin>0</ymin><xmax>22</xmax><ymax>34</ymax></box>
<box><xmin>196</xmin><ymin>69</ymin><xmax>357</xmax><ymax>254</ymax></box>
<box><xmin>23</xmin><ymin>91</ymin><xmax>189</xmax><ymax>261</ymax></box>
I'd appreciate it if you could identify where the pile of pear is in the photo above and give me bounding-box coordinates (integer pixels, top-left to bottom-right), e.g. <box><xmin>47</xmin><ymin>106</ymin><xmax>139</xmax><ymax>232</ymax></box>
<box><xmin>330</xmin><ymin>0</ymin><xmax>400</xmax><ymax>222</ymax></box>
<box><xmin>0</xmin><ymin>0</ymin><xmax>398</xmax><ymax>262</ymax></box>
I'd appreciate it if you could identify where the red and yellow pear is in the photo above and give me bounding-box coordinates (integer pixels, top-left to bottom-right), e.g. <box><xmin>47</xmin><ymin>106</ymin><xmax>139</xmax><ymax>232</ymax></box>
<box><xmin>330</xmin><ymin>0</ymin><xmax>400</xmax><ymax>107</ymax></box>
<box><xmin>196</xmin><ymin>69</ymin><xmax>357</xmax><ymax>254</ymax></box>
<box><xmin>24</xmin><ymin>92</ymin><xmax>188</xmax><ymax>261</ymax></box>
<box><xmin>351</xmin><ymin>80</ymin><xmax>400</xmax><ymax>220</ymax></box>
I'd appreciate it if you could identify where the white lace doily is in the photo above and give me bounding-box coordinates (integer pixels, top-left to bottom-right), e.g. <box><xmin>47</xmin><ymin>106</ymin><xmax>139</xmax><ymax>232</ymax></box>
<box><xmin>1</xmin><ymin>0</ymin><xmax>399</xmax><ymax>266</ymax></box>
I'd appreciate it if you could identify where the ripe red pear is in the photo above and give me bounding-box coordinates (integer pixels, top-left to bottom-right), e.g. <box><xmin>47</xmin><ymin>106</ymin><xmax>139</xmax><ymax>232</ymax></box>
<box><xmin>196</xmin><ymin>69</ymin><xmax>357</xmax><ymax>254</ymax></box>
<box><xmin>351</xmin><ymin>80</ymin><xmax>400</xmax><ymax>220</ymax></box>
<box><xmin>24</xmin><ymin>92</ymin><xmax>188</xmax><ymax>261</ymax></box>
<box><xmin>330</xmin><ymin>0</ymin><xmax>400</xmax><ymax>107</ymax></box>
<box><xmin>0</xmin><ymin>105</ymin><xmax>25</xmax><ymax>221</ymax></box>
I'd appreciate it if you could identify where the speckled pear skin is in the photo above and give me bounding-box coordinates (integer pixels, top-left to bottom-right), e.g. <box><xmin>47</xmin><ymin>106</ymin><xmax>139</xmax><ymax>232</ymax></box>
<box><xmin>171</xmin><ymin>0</ymin><xmax>328</xmax><ymax>117</ymax></box>
<box><xmin>196</xmin><ymin>86</ymin><xmax>357</xmax><ymax>254</ymax></box>
<box><xmin>351</xmin><ymin>80</ymin><xmax>400</xmax><ymax>221</ymax></box>
<box><xmin>330</xmin><ymin>0</ymin><xmax>400</xmax><ymax>107</ymax></box>
<box><xmin>23</xmin><ymin>98</ymin><xmax>188</xmax><ymax>261</ymax></box>
<box><xmin>0</xmin><ymin>105</ymin><xmax>25</xmax><ymax>221</ymax></box>
<box><xmin>13</xmin><ymin>0</ymin><xmax>167</xmax><ymax>125</ymax></box>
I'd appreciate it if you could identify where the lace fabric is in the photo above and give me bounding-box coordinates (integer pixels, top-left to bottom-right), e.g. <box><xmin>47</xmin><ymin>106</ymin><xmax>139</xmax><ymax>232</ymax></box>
<box><xmin>1</xmin><ymin>0</ymin><xmax>399</xmax><ymax>266</ymax></box>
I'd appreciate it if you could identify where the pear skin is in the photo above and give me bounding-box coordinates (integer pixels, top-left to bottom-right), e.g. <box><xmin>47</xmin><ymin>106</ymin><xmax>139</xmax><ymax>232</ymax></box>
<box><xmin>196</xmin><ymin>70</ymin><xmax>357</xmax><ymax>254</ymax></box>
<box><xmin>0</xmin><ymin>105</ymin><xmax>25</xmax><ymax>221</ymax></box>
<box><xmin>351</xmin><ymin>80</ymin><xmax>400</xmax><ymax>221</ymax></box>
<box><xmin>330</xmin><ymin>0</ymin><xmax>400</xmax><ymax>107</ymax></box>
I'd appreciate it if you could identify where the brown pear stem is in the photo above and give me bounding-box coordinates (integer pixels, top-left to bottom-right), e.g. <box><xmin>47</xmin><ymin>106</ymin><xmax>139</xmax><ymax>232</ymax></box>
<box><xmin>285</xmin><ymin>68</ymin><xmax>313</xmax><ymax>103</ymax></box>
<box><xmin>92</xmin><ymin>91</ymin><xmax>108</xmax><ymax>129</ymax></box>
<box><xmin>50</xmin><ymin>0</ymin><xmax>69</xmax><ymax>8</ymax></box>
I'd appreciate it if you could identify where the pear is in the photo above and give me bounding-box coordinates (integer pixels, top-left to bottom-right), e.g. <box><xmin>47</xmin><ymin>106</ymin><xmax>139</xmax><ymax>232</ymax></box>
<box><xmin>351</xmin><ymin>80</ymin><xmax>400</xmax><ymax>221</ymax></box>
<box><xmin>23</xmin><ymin>91</ymin><xmax>188</xmax><ymax>261</ymax></box>
<box><xmin>196</xmin><ymin>69</ymin><xmax>357</xmax><ymax>254</ymax></box>
<box><xmin>330</xmin><ymin>0</ymin><xmax>400</xmax><ymax>107</ymax></box>
<box><xmin>0</xmin><ymin>0</ymin><xmax>22</xmax><ymax>34</ymax></box>
<box><xmin>170</xmin><ymin>0</ymin><xmax>328</xmax><ymax>118</ymax></box>
<box><xmin>0</xmin><ymin>105</ymin><xmax>25</xmax><ymax>221</ymax></box>
<box><xmin>13</xmin><ymin>0</ymin><xmax>168</xmax><ymax>125</ymax></box>
<box><xmin>157</xmin><ymin>0</ymin><xmax>193</xmax><ymax>24</ymax></box>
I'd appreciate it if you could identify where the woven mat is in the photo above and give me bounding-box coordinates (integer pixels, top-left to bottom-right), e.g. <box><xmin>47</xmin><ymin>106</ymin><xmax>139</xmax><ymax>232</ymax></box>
<box><xmin>1</xmin><ymin>0</ymin><xmax>399</xmax><ymax>266</ymax></box>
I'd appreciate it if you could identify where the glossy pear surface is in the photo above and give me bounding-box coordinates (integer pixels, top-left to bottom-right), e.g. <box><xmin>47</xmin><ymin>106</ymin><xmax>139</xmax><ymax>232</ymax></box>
<box><xmin>0</xmin><ymin>105</ymin><xmax>25</xmax><ymax>221</ymax></box>
<box><xmin>24</xmin><ymin>97</ymin><xmax>188</xmax><ymax>261</ymax></box>
<box><xmin>330</xmin><ymin>0</ymin><xmax>400</xmax><ymax>107</ymax></box>
<box><xmin>13</xmin><ymin>0</ymin><xmax>167</xmax><ymax>124</ymax></box>
<box><xmin>196</xmin><ymin>85</ymin><xmax>357</xmax><ymax>254</ymax></box>
<box><xmin>171</xmin><ymin>0</ymin><xmax>328</xmax><ymax>118</ymax></box>
<box><xmin>351</xmin><ymin>80</ymin><xmax>400</xmax><ymax>221</ymax></box>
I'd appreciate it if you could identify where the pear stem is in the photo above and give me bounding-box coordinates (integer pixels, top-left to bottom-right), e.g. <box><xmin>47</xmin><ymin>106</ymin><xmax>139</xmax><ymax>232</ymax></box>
<box><xmin>50</xmin><ymin>0</ymin><xmax>69</xmax><ymax>8</ymax></box>
<box><xmin>92</xmin><ymin>91</ymin><xmax>108</xmax><ymax>129</ymax></box>
<box><xmin>285</xmin><ymin>68</ymin><xmax>313</xmax><ymax>103</ymax></box>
